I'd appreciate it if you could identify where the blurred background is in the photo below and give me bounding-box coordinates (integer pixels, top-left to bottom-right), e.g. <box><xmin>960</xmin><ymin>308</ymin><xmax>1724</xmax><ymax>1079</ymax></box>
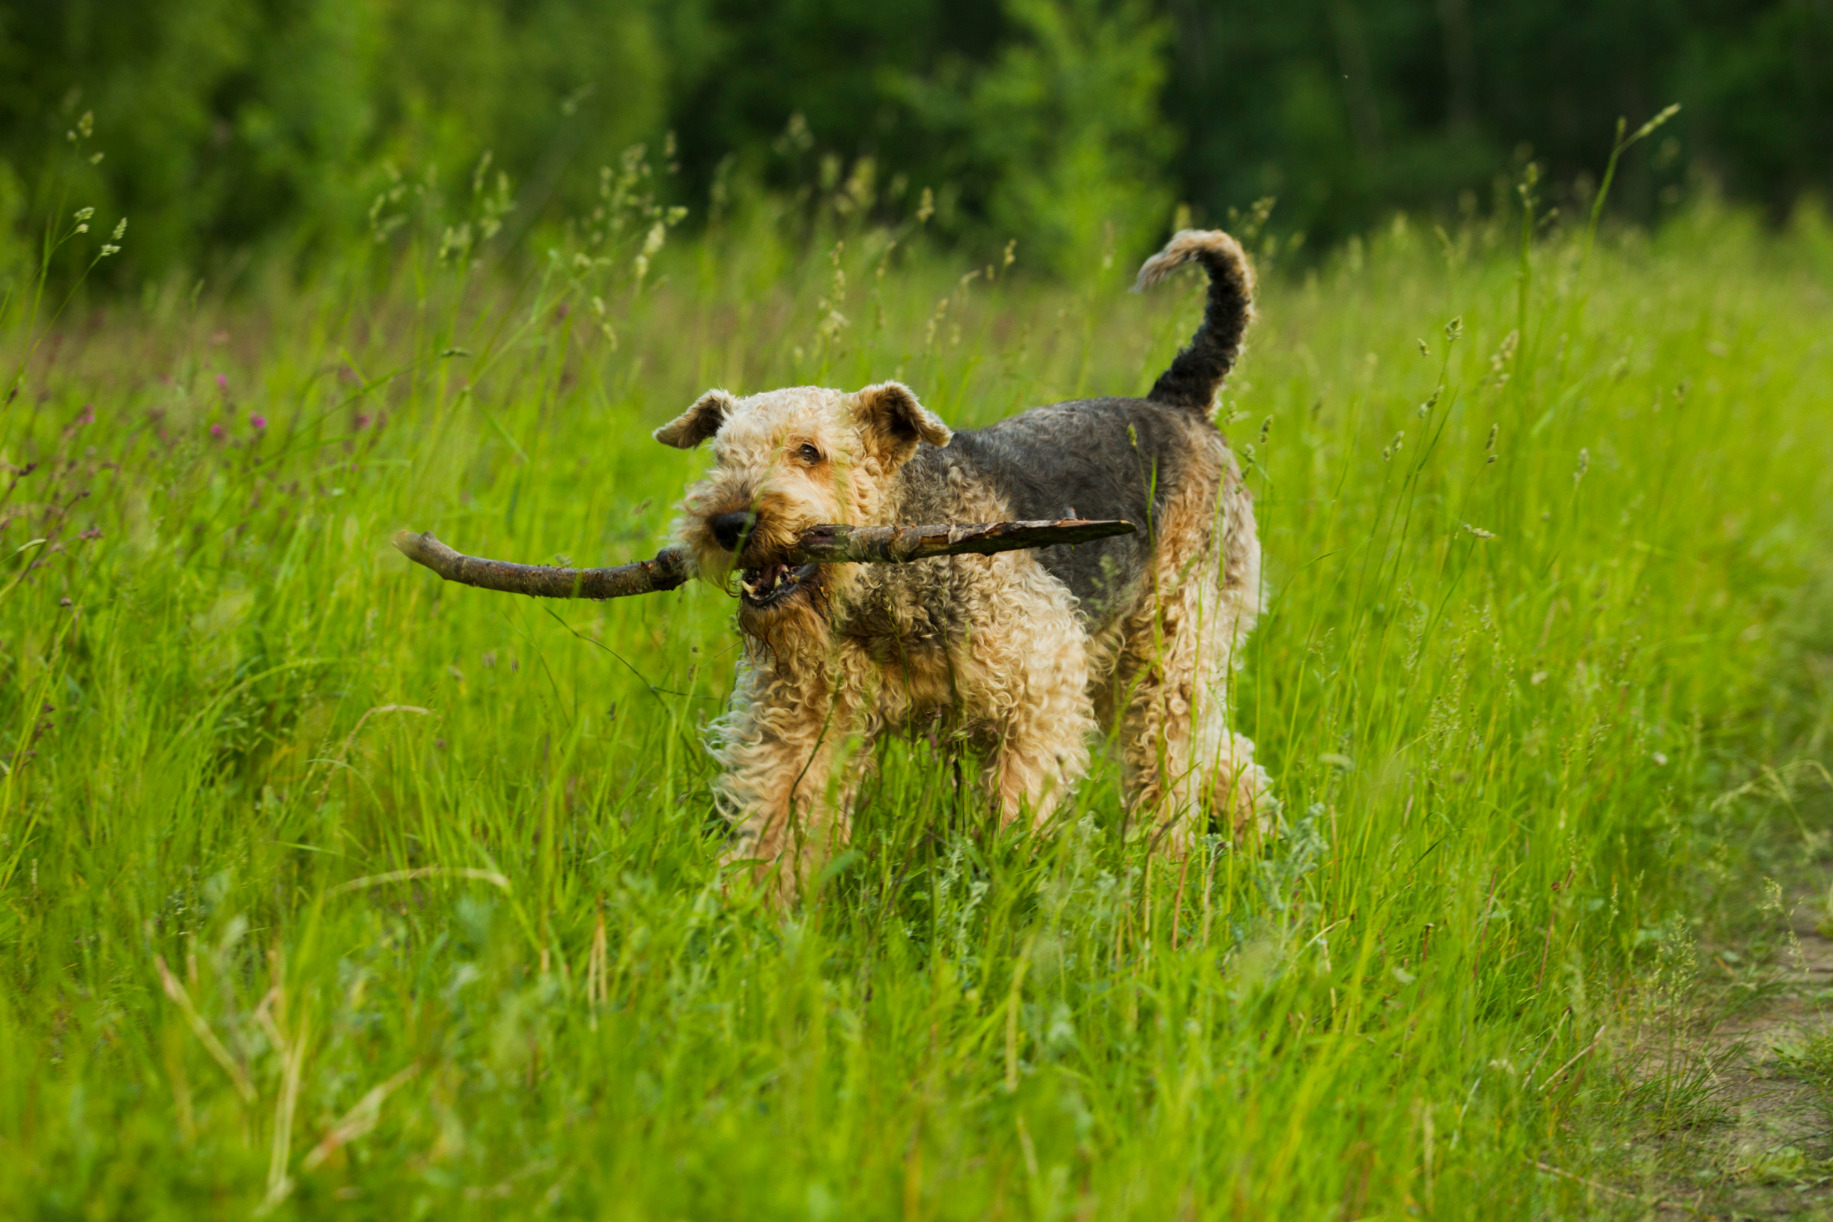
<box><xmin>1</xmin><ymin>0</ymin><xmax>1828</xmax><ymax>282</ymax></box>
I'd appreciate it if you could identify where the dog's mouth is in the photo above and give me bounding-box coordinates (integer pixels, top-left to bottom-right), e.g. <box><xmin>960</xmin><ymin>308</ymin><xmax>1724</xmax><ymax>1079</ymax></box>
<box><xmin>739</xmin><ymin>562</ymin><xmax>819</xmax><ymax>609</ymax></box>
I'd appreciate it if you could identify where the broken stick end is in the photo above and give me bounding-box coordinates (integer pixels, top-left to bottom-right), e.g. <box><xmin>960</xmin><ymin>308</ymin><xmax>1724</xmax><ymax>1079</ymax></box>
<box><xmin>393</xmin><ymin>530</ymin><xmax>460</xmax><ymax>579</ymax></box>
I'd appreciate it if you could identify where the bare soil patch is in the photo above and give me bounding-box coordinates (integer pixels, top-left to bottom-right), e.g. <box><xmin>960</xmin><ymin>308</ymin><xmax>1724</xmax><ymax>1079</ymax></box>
<box><xmin>1612</xmin><ymin>889</ymin><xmax>1833</xmax><ymax>1219</ymax></box>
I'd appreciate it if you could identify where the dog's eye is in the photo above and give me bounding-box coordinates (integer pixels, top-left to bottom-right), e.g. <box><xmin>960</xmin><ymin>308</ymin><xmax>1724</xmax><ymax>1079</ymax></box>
<box><xmin>797</xmin><ymin>443</ymin><xmax>823</xmax><ymax>465</ymax></box>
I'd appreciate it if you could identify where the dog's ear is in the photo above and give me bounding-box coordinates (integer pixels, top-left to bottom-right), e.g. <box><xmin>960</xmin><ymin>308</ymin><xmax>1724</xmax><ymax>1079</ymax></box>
<box><xmin>654</xmin><ymin>389</ymin><xmax>737</xmax><ymax>449</ymax></box>
<box><xmin>852</xmin><ymin>382</ymin><xmax>951</xmax><ymax>463</ymax></box>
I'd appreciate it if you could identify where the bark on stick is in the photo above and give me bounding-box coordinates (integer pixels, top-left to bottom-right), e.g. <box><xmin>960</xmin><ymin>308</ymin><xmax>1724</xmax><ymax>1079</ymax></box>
<box><xmin>391</xmin><ymin>518</ymin><xmax>1134</xmax><ymax>601</ymax></box>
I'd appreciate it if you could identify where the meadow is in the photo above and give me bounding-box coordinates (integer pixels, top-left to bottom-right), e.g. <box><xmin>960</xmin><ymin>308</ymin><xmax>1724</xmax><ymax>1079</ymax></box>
<box><xmin>3</xmin><ymin>164</ymin><xmax>1833</xmax><ymax>1218</ymax></box>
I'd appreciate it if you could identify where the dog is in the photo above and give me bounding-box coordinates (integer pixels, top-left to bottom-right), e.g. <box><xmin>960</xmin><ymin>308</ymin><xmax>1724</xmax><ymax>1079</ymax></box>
<box><xmin>655</xmin><ymin>229</ymin><xmax>1271</xmax><ymax>898</ymax></box>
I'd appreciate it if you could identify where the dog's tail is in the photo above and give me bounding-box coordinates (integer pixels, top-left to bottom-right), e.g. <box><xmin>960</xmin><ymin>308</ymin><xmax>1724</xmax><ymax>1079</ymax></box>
<box><xmin>1134</xmin><ymin>229</ymin><xmax>1256</xmax><ymax>413</ymax></box>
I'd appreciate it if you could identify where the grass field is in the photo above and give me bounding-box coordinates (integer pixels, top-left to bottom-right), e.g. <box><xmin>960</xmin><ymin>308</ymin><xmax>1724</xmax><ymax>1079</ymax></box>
<box><xmin>4</xmin><ymin>180</ymin><xmax>1833</xmax><ymax>1218</ymax></box>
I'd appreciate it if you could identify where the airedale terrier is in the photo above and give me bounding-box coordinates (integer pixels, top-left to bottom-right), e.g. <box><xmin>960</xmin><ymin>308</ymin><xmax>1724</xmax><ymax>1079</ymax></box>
<box><xmin>655</xmin><ymin>230</ymin><xmax>1270</xmax><ymax>896</ymax></box>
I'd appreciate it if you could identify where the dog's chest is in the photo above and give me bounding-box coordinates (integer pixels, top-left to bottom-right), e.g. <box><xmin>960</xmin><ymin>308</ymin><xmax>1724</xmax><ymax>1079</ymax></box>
<box><xmin>835</xmin><ymin>562</ymin><xmax>950</xmax><ymax>645</ymax></box>
<box><xmin>847</xmin><ymin>630</ymin><xmax>955</xmax><ymax>705</ymax></box>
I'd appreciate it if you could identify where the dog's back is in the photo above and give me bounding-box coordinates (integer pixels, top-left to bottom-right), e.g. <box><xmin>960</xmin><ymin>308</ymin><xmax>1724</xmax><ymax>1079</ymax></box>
<box><xmin>895</xmin><ymin>230</ymin><xmax>1257</xmax><ymax>626</ymax></box>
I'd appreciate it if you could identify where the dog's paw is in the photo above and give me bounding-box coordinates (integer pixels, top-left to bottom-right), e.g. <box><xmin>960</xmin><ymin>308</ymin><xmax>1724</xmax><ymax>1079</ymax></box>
<box><xmin>1213</xmin><ymin>734</ymin><xmax>1279</xmax><ymax>847</ymax></box>
<box><xmin>1225</xmin><ymin>759</ymin><xmax>1281</xmax><ymax>846</ymax></box>
<box><xmin>1140</xmin><ymin>738</ymin><xmax>1280</xmax><ymax>856</ymax></box>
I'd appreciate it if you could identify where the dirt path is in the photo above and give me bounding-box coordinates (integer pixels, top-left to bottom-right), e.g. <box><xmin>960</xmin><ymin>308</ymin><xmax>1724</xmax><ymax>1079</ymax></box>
<box><xmin>1617</xmin><ymin>891</ymin><xmax>1833</xmax><ymax>1218</ymax></box>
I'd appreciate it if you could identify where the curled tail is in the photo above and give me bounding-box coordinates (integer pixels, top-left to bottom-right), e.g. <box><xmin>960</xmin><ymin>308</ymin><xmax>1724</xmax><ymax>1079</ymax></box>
<box><xmin>1135</xmin><ymin>229</ymin><xmax>1257</xmax><ymax>412</ymax></box>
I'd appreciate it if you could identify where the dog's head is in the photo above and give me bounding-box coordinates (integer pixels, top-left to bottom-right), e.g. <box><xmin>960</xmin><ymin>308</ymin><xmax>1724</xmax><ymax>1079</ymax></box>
<box><xmin>656</xmin><ymin>381</ymin><xmax>951</xmax><ymax>632</ymax></box>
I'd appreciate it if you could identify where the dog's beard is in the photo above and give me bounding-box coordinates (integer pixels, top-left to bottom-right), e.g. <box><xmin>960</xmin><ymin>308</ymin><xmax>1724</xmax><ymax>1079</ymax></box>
<box><xmin>738</xmin><ymin>574</ymin><xmax>833</xmax><ymax>667</ymax></box>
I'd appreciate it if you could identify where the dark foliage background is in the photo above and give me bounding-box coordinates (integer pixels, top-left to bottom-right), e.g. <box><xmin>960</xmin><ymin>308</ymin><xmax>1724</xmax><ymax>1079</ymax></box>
<box><xmin>1</xmin><ymin>0</ymin><xmax>1828</xmax><ymax>277</ymax></box>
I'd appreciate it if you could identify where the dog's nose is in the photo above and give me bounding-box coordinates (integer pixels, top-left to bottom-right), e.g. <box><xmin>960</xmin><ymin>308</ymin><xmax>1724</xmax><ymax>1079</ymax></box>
<box><xmin>710</xmin><ymin>511</ymin><xmax>757</xmax><ymax>552</ymax></box>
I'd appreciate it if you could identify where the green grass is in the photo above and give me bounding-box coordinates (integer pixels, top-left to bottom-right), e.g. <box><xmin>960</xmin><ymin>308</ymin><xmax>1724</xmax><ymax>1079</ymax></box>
<box><xmin>3</xmin><ymin>193</ymin><xmax>1833</xmax><ymax>1218</ymax></box>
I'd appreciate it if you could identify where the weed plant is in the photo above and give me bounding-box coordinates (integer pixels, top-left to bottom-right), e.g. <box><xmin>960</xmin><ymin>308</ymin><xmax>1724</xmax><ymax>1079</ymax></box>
<box><xmin>2</xmin><ymin>155</ymin><xmax>1833</xmax><ymax>1217</ymax></box>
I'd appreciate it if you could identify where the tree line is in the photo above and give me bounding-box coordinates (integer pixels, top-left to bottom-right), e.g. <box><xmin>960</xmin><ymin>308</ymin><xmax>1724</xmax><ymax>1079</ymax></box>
<box><xmin>1</xmin><ymin>0</ymin><xmax>1827</xmax><ymax>279</ymax></box>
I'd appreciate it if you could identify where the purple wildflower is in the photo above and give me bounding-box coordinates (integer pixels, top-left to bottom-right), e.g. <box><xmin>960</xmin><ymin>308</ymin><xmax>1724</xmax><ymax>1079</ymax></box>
<box><xmin>210</xmin><ymin>422</ymin><xmax>224</xmax><ymax>438</ymax></box>
<box><xmin>249</xmin><ymin>413</ymin><xmax>267</xmax><ymax>430</ymax></box>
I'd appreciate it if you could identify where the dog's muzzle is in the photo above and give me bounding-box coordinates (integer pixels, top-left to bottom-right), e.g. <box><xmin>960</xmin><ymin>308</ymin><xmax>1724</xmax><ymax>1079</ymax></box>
<box><xmin>709</xmin><ymin>509</ymin><xmax>818</xmax><ymax>609</ymax></box>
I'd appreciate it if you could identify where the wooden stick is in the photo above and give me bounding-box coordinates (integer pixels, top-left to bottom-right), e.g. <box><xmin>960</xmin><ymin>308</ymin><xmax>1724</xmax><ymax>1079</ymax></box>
<box><xmin>392</xmin><ymin>532</ymin><xmax>691</xmax><ymax>600</ymax></box>
<box><xmin>392</xmin><ymin>518</ymin><xmax>1136</xmax><ymax>601</ymax></box>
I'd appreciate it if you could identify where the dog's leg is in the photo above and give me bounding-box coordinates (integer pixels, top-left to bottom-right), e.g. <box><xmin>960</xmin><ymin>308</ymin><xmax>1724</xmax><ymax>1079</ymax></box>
<box><xmin>986</xmin><ymin>678</ymin><xmax>1095</xmax><ymax>829</ymax></box>
<box><xmin>963</xmin><ymin>566</ymin><xmax>1096</xmax><ymax>828</ymax></box>
<box><xmin>711</xmin><ymin>659</ymin><xmax>863</xmax><ymax>902</ymax></box>
<box><xmin>1115</xmin><ymin>599</ymin><xmax>1270</xmax><ymax>852</ymax></box>
<box><xmin>1115</xmin><ymin>476</ymin><xmax>1271</xmax><ymax>852</ymax></box>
